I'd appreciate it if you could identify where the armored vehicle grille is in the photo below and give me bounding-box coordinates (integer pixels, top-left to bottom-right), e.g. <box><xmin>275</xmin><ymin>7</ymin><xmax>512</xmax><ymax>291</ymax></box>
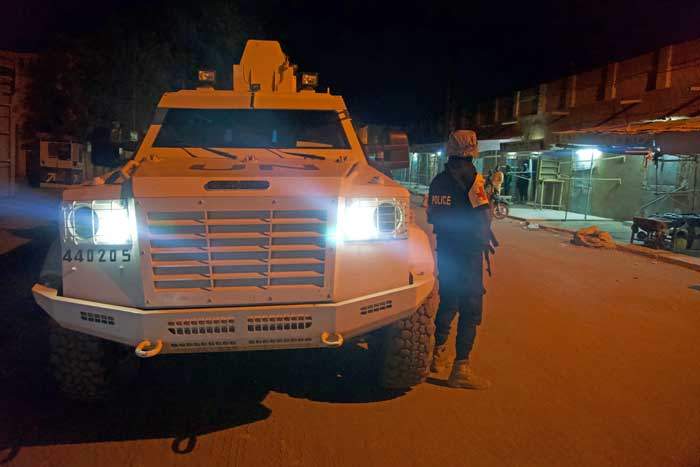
<box><xmin>171</xmin><ymin>340</ymin><xmax>237</xmax><ymax>350</ymax></box>
<box><xmin>146</xmin><ymin>208</ymin><xmax>328</xmax><ymax>292</ymax></box>
<box><xmin>167</xmin><ymin>318</ymin><xmax>236</xmax><ymax>335</ymax></box>
<box><xmin>360</xmin><ymin>300</ymin><xmax>393</xmax><ymax>315</ymax></box>
<box><xmin>80</xmin><ymin>311</ymin><xmax>115</xmax><ymax>325</ymax></box>
<box><xmin>247</xmin><ymin>315</ymin><xmax>313</xmax><ymax>332</ymax></box>
<box><xmin>248</xmin><ymin>337</ymin><xmax>313</xmax><ymax>346</ymax></box>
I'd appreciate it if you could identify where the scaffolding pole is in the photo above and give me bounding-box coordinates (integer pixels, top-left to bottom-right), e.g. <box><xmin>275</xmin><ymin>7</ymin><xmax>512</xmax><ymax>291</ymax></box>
<box><xmin>564</xmin><ymin>149</ymin><xmax>573</xmax><ymax>221</ymax></box>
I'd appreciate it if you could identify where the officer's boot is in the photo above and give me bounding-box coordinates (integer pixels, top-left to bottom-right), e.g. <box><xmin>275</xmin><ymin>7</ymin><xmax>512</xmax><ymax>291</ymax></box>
<box><xmin>430</xmin><ymin>344</ymin><xmax>450</xmax><ymax>373</ymax></box>
<box><xmin>447</xmin><ymin>359</ymin><xmax>491</xmax><ymax>390</ymax></box>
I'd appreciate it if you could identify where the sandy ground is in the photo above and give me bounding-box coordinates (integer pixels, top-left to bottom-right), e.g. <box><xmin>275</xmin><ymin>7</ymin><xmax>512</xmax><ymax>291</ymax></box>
<box><xmin>1</xmin><ymin>209</ymin><xmax>699</xmax><ymax>467</ymax></box>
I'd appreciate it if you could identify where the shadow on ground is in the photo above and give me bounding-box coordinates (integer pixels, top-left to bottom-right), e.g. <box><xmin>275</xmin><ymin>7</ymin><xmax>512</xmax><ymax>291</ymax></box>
<box><xmin>0</xmin><ymin>225</ymin><xmax>404</xmax><ymax>460</ymax></box>
<box><xmin>425</xmin><ymin>376</ymin><xmax>450</xmax><ymax>388</ymax></box>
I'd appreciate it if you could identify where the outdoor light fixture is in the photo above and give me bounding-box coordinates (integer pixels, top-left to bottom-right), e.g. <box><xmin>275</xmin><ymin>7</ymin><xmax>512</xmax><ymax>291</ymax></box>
<box><xmin>300</xmin><ymin>72</ymin><xmax>319</xmax><ymax>90</ymax></box>
<box><xmin>332</xmin><ymin>198</ymin><xmax>408</xmax><ymax>243</ymax></box>
<box><xmin>198</xmin><ymin>70</ymin><xmax>216</xmax><ymax>85</ymax></box>
<box><xmin>64</xmin><ymin>200</ymin><xmax>135</xmax><ymax>245</ymax></box>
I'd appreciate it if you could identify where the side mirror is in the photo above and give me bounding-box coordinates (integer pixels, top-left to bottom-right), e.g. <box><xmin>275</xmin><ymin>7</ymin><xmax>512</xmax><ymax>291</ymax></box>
<box><xmin>381</xmin><ymin>131</ymin><xmax>409</xmax><ymax>169</ymax></box>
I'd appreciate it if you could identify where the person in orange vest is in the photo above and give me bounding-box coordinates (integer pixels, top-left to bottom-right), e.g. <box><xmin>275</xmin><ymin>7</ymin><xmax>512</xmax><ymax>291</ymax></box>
<box><xmin>492</xmin><ymin>166</ymin><xmax>504</xmax><ymax>195</ymax></box>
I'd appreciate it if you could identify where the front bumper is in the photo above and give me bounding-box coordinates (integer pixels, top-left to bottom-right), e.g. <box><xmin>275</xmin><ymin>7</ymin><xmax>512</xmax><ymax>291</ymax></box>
<box><xmin>32</xmin><ymin>276</ymin><xmax>434</xmax><ymax>354</ymax></box>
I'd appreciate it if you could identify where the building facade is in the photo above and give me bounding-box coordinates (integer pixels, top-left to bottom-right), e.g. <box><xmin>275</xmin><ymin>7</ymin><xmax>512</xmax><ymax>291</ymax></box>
<box><xmin>0</xmin><ymin>50</ymin><xmax>37</xmax><ymax>195</ymax></box>
<box><xmin>454</xmin><ymin>38</ymin><xmax>700</xmax><ymax>221</ymax></box>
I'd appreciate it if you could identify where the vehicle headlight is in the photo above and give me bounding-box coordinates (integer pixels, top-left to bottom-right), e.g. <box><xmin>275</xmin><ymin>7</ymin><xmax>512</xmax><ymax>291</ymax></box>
<box><xmin>63</xmin><ymin>199</ymin><xmax>135</xmax><ymax>245</ymax></box>
<box><xmin>334</xmin><ymin>198</ymin><xmax>408</xmax><ymax>242</ymax></box>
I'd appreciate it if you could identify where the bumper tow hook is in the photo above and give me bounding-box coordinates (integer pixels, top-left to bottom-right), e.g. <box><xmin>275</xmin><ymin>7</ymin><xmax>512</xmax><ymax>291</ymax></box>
<box><xmin>135</xmin><ymin>339</ymin><xmax>163</xmax><ymax>358</ymax></box>
<box><xmin>321</xmin><ymin>332</ymin><xmax>344</xmax><ymax>348</ymax></box>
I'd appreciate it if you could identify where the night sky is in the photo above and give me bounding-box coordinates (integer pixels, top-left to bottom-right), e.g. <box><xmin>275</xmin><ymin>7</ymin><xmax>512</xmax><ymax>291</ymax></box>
<box><xmin>4</xmin><ymin>0</ymin><xmax>700</xmax><ymax>128</ymax></box>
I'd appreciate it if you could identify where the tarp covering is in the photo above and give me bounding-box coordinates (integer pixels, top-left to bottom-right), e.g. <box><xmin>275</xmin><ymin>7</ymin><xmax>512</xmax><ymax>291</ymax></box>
<box><xmin>554</xmin><ymin>117</ymin><xmax>700</xmax><ymax>136</ymax></box>
<box><xmin>554</xmin><ymin>118</ymin><xmax>700</xmax><ymax>155</ymax></box>
<box><xmin>572</xmin><ymin>226</ymin><xmax>616</xmax><ymax>249</ymax></box>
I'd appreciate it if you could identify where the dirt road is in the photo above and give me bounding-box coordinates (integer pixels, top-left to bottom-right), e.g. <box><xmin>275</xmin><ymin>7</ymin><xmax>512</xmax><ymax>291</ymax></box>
<box><xmin>1</xmin><ymin>215</ymin><xmax>699</xmax><ymax>467</ymax></box>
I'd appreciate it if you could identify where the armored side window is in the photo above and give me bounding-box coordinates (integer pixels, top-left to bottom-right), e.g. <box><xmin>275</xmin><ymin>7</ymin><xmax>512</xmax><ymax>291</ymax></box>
<box><xmin>153</xmin><ymin>109</ymin><xmax>350</xmax><ymax>149</ymax></box>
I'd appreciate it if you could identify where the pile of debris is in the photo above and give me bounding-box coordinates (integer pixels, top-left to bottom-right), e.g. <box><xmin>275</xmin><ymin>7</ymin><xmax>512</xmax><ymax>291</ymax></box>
<box><xmin>572</xmin><ymin>226</ymin><xmax>616</xmax><ymax>249</ymax></box>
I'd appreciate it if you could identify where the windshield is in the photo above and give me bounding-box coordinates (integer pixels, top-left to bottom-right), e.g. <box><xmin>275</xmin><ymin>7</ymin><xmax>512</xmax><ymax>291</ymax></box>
<box><xmin>153</xmin><ymin>109</ymin><xmax>350</xmax><ymax>149</ymax></box>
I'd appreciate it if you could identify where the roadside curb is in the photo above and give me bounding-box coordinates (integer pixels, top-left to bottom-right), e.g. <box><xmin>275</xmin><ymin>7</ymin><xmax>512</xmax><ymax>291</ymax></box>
<box><xmin>507</xmin><ymin>215</ymin><xmax>700</xmax><ymax>273</ymax></box>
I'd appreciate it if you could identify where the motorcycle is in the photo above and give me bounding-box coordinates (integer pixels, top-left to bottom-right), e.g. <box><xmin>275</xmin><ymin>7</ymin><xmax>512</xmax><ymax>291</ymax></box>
<box><xmin>490</xmin><ymin>192</ymin><xmax>510</xmax><ymax>220</ymax></box>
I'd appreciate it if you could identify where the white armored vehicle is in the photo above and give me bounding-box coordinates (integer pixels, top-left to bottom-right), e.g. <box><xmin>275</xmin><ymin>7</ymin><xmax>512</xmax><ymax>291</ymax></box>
<box><xmin>33</xmin><ymin>40</ymin><xmax>437</xmax><ymax>399</ymax></box>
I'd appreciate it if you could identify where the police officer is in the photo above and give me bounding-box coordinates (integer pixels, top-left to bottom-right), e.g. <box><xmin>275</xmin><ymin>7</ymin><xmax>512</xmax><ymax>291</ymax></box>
<box><xmin>427</xmin><ymin>130</ymin><xmax>497</xmax><ymax>389</ymax></box>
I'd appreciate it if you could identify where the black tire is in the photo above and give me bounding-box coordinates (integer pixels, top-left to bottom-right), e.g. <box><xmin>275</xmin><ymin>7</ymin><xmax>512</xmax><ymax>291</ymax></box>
<box><xmin>672</xmin><ymin>231</ymin><xmax>688</xmax><ymax>252</ymax></box>
<box><xmin>378</xmin><ymin>286</ymin><xmax>438</xmax><ymax>389</ymax></box>
<box><xmin>49</xmin><ymin>322</ymin><xmax>139</xmax><ymax>401</ymax></box>
<box><xmin>687</xmin><ymin>225</ymin><xmax>697</xmax><ymax>249</ymax></box>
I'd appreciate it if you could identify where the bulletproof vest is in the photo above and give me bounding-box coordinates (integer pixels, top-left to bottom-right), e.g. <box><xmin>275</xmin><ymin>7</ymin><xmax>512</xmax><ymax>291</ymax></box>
<box><xmin>428</xmin><ymin>167</ymin><xmax>489</xmax><ymax>252</ymax></box>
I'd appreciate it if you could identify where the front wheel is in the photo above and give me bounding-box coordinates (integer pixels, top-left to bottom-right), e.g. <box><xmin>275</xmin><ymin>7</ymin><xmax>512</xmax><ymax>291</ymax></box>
<box><xmin>49</xmin><ymin>322</ymin><xmax>139</xmax><ymax>401</ymax></box>
<box><xmin>492</xmin><ymin>201</ymin><xmax>509</xmax><ymax>220</ymax></box>
<box><xmin>672</xmin><ymin>231</ymin><xmax>689</xmax><ymax>252</ymax></box>
<box><xmin>377</xmin><ymin>286</ymin><xmax>438</xmax><ymax>389</ymax></box>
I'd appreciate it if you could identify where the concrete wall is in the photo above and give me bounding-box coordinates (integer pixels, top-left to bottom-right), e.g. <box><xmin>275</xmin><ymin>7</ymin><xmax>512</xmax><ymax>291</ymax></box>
<box><xmin>566</xmin><ymin>155</ymin><xmax>644</xmax><ymax>220</ymax></box>
<box><xmin>670</xmin><ymin>38</ymin><xmax>700</xmax><ymax>92</ymax></box>
<box><xmin>545</xmin><ymin>78</ymin><xmax>568</xmax><ymax>112</ymax></box>
<box><xmin>518</xmin><ymin>87</ymin><xmax>539</xmax><ymax>116</ymax></box>
<box><xmin>616</xmin><ymin>52</ymin><xmax>656</xmax><ymax>99</ymax></box>
<box><xmin>563</xmin><ymin>154</ymin><xmax>700</xmax><ymax>220</ymax></box>
<box><xmin>574</xmin><ymin>67</ymin><xmax>606</xmax><ymax>107</ymax></box>
<box><xmin>639</xmin><ymin>157</ymin><xmax>700</xmax><ymax>216</ymax></box>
